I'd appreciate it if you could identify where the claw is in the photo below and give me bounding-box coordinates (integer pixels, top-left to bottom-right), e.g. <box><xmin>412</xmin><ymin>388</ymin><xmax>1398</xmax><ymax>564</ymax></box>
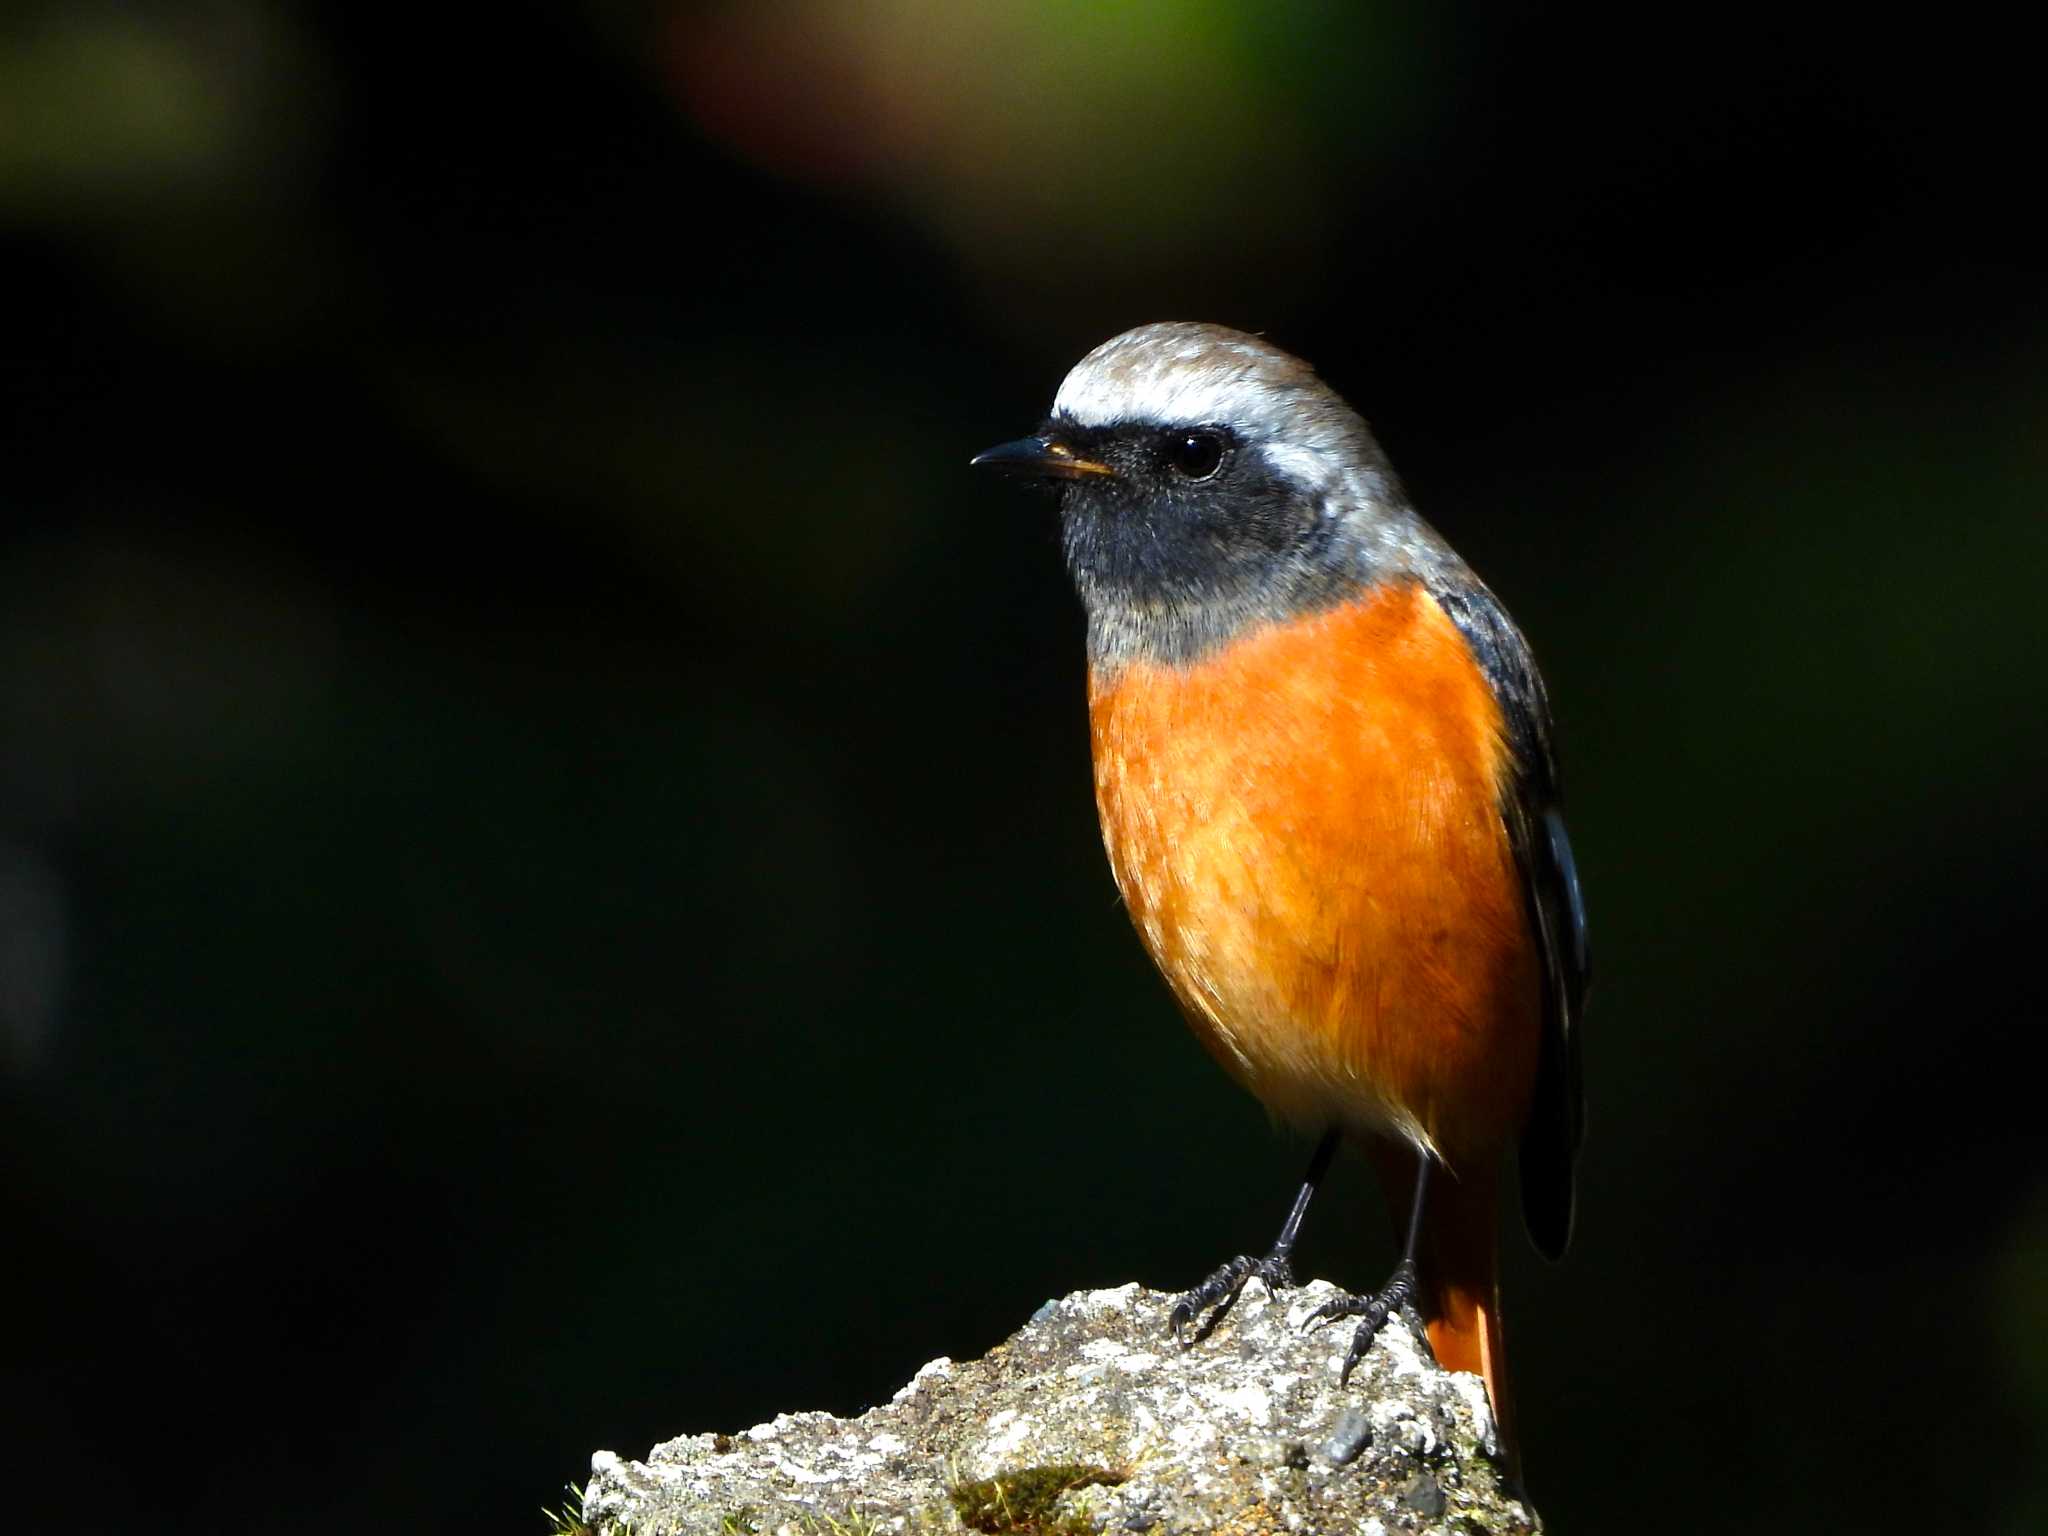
<box><xmin>1303</xmin><ymin>1297</ymin><xmax>1349</xmax><ymax>1331</ymax></box>
<box><xmin>1302</xmin><ymin>1259</ymin><xmax>1419</xmax><ymax>1385</ymax></box>
<box><xmin>1166</xmin><ymin>1253</ymin><xmax>1294</xmax><ymax>1346</ymax></box>
<box><xmin>1340</xmin><ymin>1301</ymin><xmax>1394</xmax><ymax>1385</ymax></box>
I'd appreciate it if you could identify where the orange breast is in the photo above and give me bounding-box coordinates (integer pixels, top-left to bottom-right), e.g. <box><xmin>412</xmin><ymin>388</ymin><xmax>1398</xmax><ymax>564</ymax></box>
<box><xmin>1089</xmin><ymin>580</ymin><xmax>1540</xmax><ymax>1168</ymax></box>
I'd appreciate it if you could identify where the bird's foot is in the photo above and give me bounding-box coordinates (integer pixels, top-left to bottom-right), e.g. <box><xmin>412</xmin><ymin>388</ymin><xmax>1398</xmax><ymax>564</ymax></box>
<box><xmin>1305</xmin><ymin>1258</ymin><xmax>1422</xmax><ymax>1383</ymax></box>
<box><xmin>1168</xmin><ymin>1252</ymin><xmax>1297</xmax><ymax>1344</ymax></box>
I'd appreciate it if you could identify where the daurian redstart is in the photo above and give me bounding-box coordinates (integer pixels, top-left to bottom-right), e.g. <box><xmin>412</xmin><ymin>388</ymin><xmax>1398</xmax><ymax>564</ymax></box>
<box><xmin>975</xmin><ymin>323</ymin><xmax>1588</xmax><ymax>1470</ymax></box>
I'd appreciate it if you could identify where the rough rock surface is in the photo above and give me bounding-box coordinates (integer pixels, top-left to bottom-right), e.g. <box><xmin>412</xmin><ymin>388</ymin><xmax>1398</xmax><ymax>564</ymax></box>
<box><xmin>581</xmin><ymin>1281</ymin><xmax>1540</xmax><ymax>1535</ymax></box>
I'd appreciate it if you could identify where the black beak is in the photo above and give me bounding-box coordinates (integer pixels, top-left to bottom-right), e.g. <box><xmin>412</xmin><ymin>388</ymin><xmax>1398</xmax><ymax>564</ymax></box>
<box><xmin>970</xmin><ymin>434</ymin><xmax>1116</xmax><ymax>481</ymax></box>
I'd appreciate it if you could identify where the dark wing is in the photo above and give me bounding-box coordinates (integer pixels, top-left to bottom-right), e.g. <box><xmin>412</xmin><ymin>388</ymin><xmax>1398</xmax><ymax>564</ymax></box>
<box><xmin>1427</xmin><ymin>573</ymin><xmax>1588</xmax><ymax>1261</ymax></box>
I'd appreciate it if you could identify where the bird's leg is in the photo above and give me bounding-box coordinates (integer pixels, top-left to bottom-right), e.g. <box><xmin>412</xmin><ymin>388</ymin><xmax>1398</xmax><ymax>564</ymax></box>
<box><xmin>1306</xmin><ymin>1154</ymin><xmax>1432</xmax><ymax>1382</ymax></box>
<box><xmin>1169</xmin><ymin>1128</ymin><xmax>1340</xmax><ymax>1344</ymax></box>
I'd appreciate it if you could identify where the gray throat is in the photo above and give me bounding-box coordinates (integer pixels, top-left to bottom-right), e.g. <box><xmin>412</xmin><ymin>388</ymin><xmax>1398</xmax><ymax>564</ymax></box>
<box><xmin>1070</xmin><ymin>501</ymin><xmax>1450</xmax><ymax>672</ymax></box>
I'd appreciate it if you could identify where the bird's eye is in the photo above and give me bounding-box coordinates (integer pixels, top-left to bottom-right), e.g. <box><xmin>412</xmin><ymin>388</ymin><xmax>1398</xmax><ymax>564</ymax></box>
<box><xmin>1165</xmin><ymin>431</ymin><xmax>1227</xmax><ymax>480</ymax></box>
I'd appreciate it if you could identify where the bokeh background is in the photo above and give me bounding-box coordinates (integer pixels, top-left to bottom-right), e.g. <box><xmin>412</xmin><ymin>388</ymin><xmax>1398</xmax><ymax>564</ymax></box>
<box><xmin>4</xmin><ymin>4</ymin><xmax>2044</xmax><ymax>1532</ymax></box>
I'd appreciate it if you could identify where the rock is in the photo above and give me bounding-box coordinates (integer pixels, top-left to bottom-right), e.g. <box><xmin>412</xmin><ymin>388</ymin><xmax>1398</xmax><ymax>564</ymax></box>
<box><xmin>1318</xmin><ymin>1407</ymin><xmax>1374</xmax><ymax>1468</ymax></box>
<box><xmin>580</xmin><ymin>1281</ymin><xmax>1539</xmax><ymax>1534</ymax></box>
<box><xmin>1400</xmin><ymin>1472</ymin><xmax>1448</xmax><ymax>1517</ymax></box>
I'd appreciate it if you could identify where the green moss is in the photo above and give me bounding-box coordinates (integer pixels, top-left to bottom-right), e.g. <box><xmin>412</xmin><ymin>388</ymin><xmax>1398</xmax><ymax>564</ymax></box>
<box><xmin>719</xmin><ymin>1510</ymin><xmax>760</xmax><ymax>1535</ymax></box>
<box><xmin>947</xmin><ymin>1463</ymin><xmax>1127</xmax><ymax>1535</ymax></box>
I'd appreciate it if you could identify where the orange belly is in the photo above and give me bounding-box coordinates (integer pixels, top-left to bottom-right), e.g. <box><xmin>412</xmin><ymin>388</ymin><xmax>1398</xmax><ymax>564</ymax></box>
<box><xmin>1089</xmin><ymin>580</ymin><xmax>1540</xmax><ymax>1169</ymax></box>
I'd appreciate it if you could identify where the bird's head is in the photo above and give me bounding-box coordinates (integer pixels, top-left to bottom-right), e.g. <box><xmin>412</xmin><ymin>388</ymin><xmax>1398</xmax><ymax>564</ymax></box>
<box><xmin>974</xmin><ymin>322</ymin><xmax>1426</xmax><ymax>668</ymax></box>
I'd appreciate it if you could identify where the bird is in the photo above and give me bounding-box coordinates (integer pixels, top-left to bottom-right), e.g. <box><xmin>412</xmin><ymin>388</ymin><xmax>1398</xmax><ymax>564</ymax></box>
<box><xmin>972</xmin><ymin>322</ymin><xmax>1587</xmax><ymax>1472</ymax></box>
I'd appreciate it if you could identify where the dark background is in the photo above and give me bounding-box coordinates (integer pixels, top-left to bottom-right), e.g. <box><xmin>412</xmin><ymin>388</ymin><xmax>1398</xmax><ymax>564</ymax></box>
<box><xmin>4</xmin><ymin>4</ymin><xmax>2044</xmax><ymax>1532</ymax></box>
